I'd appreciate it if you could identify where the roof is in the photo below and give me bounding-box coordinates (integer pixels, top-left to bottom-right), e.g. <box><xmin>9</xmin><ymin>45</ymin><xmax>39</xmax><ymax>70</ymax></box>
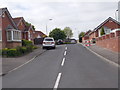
<box><xmin>13</xmin><ymin>17</ymin><xmax>22</xmax><ymax>25</ymax></box>
<box><xmin>0</xmin><ymin>8</ymin><xmax>18</xmax><ymax>29</ymax></box>
<box><xmin>25</xmin><ymin>25</ymin><xmax>35</xmax><ymax>31</ymax></box>
<box><xmin>84</xmin><ymin>30</ymin><xmax>92</xmax><ymax>36</ymax></box>
<box><xmin>94</xmin><ymin>17</ymin><xmax>120</xmax><ymax>31</ymax></box>
<box><xmin>35</xmin><ymin>31</ymin><xmax>47</xmax><ymax>36</ymax></box>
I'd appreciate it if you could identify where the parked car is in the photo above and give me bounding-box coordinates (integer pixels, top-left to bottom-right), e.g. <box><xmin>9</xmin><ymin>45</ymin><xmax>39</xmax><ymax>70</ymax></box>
<box><xmin>70</xmin><ymin>39</ymin><xmax>77</xmax><ymax>44</ymax></box>
<box><xmin>42</xmin><ymin>37</ymin><xmax>56</xmax><ymax>49</ymax></box>
<box><xmin>57</xmin><ymin>39</ymin><xmax>63</xmax><ymax>45</ymax></box>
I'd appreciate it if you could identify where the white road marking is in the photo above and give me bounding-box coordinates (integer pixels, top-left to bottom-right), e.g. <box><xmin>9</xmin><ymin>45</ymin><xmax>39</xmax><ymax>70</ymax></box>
<box><xmin>65</xmin><ymin>47</ymin><xmax>67</xmax><ymax>50</ymax></box>
<box><xmin>8</xmin><ymin>56</ymin><xmax>36</xmax><ymax>73</ymax></box>
<box><xmin>64</xmin><ymin>51</ymin><xmax>67</xmax><ymax>56</ymax></box>
<box><xmin>61</xmin><ymin>58</ymin><xmax>65</xmax><ymax>66</ymax></box>
<box><xmin>53</xmin><ymin>73</ymin><xmax>62</xmax><ymax>90</ymax></box>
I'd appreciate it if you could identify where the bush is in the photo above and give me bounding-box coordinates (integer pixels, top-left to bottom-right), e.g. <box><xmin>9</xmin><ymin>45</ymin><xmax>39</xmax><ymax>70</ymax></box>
<box><xmin>22</xmin><ymin>39</ymin><xmax>33</xmax><ymax>46</ymax></box>
<box><xmin>16</xmin><ymin>46</ymin><xmax>27</xmax><ymax>55</ymax></box>
<box><xmin>26</xmin><ymin>45</ymin><xmax>33</xmax><ymax>52</ymax></box>
<box><xmin>2</xmin><ymin>48</ymin><xmax>8</xmax><ymax>56</ymax></box>
<box><xmin>7</xmin><ymin>49</ymin><xmax>18</xmax><ymax>57</ymax></box>
<box><xmin>32</xmin><ymin>46</ymin><xmax>38</xmax><ymax>49</ymax></box>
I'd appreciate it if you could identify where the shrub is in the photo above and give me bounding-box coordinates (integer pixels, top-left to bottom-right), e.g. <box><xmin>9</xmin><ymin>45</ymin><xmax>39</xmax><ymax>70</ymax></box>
<box><xmin>22</xmin><ymin>39</ymin><xmax>33</xmax><ymax>46</ymax></box>
<box><xmin>32</xmin><ymin>46</ymin><xmax>38</xmax><ymax>49</ymax></box>
<box><xmin>7</xmin><ymin>49</ymin><xmax>18</xmax><ymax>57</ymax></box>
<box><xmin>100</xmin><ymin>27</ymin><xmax>105</xmax><ymax>36</ymax></box>
<box><xmin>21</xmin><ymin>47</ymin><xmax>27</xmax><ymax>54</ymax></box>
<box><xmin>26</xmin><ymin>45</ymin><xmax>33</xmax><ymax>52</ymax></box>
<box><xmin>2</xmin><ymin>48</ymin><xmax>8</xmax><ymax>56</ymax></box>
<box><xmin>16</xmin><ymin>46</ymin><xmax>27</xmax><ymax>55</ymax></box>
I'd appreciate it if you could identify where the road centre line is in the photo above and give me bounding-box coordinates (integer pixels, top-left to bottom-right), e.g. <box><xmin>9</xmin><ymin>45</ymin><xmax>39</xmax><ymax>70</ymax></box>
<box><xmin>53</xmin><ymin>73</ymin><xmax>62</xmax><ymax>90</ymax></box>
<box><xmin>61</xmin><ymin>58</ymin><xmax>65</xmax><ymax>66</ymax></box>
<box><xmin>64</xmin><ymin>51</ymin><xmax>67</xmax><ymax>56</ymax></box>
<box><xmin>65</xmin><ymin>47</ymin><xmax>67</xmax><ymax>50</ymax></box>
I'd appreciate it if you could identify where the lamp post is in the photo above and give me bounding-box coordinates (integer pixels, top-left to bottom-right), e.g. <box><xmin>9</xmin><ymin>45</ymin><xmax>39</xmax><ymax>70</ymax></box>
<box><xmin>46</xmin><ymin>19</ymin><xmax>53</xmax><ymax>36</ymax></box>
<box><xmin>115</xmin><ymin>9</ymin><xmax>118</xmax><ymax>21</ymax></box>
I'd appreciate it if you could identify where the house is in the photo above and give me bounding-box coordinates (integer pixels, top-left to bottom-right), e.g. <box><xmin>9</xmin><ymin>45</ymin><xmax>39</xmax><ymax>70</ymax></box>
<box><xmin>0</xmin><ymin>8</ymin><xmax>21</xmax><ymax>48</ymax></box>
<box><xmin>13</xmin><ymin>17</ymin><xmax>26</xmax><ymax>40</ymax></box>
<box><xmin>93</xmin><ymin>17</ymin><xmax>120</xmax><ymax>38</ymax></box>
<box><xmin>83</xmin><ymin>17</ymin><xmax>120</xmax><ymax>43</ymax></box>
<box><xmin>82</xmin><ymin>30</ymin><xmax>91</xmax><ymax>43</ymax></box>
<box><xmin>34</xmin><ymin>31</ymin><xmax>47</xmax><ymax>45</ymax></box>
<box><xmin>34</xmin><ymin>31</ymin><xmax>47</xmax><ymax>39</ymax></box>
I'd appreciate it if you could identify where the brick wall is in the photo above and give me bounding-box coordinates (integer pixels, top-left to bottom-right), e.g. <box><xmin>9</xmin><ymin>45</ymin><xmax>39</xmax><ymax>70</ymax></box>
<box><xmin>6</xmin><ymin>42</ymin><xmax>22</xmax><ymax>48</ymax></box>
<box><xmin>96</xmin><ymin>31</ymin><xmax>120</xmax><ymax>52</ymax></box>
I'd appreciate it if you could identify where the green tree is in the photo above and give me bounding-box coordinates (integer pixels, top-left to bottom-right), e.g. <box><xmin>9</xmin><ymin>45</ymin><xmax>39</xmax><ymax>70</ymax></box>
<box><xmin>100</xmin><ymin>27</ymin><xmax>105</xmax><ymax>36</ymax></box>
<box><xmin>49</xmin><ymin>28</ymin><xmax>66</xmax><ymax>40</ymax></box>
<box><xmin>79</xmin><ymin>32</ymin><xmax>85</xmax><ymax>42</ymax></box>
<box><xmin>25</xmin><ymin>21</ymin><xmax>35</xmax><ymax>30</ymax></box>
<box><xmin>63</xmin><ymin>27</ymin><xmax>73</xmax><ymax>39</ymax></box>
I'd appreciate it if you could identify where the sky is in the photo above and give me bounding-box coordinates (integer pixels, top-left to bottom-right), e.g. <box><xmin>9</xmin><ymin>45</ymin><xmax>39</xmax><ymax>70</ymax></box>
<box><xmin>0</xmin><ymin>0</ymin><xmax>119</xmax><ymax>39</ymax></box>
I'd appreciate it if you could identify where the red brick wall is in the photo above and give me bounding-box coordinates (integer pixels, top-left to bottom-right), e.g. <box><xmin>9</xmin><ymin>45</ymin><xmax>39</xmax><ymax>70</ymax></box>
<box><xmin>6</xmin><ymin>42</ymin><xmax>22</xmax><ymax>48</ymax></box>
<box><xmin>104</xmin><ymin>20</ymin><xmax>120</xmax><ymax>30</ymax></box>
<box><xmin>96</xmin><ymin>31</ymin><xmax>120</xmax><ymax>52</ymax></box>
<box><xmin>89</xmin><ymin>32</ymin><xmax>95</xmax><ymax>41</ymax></box>
<box><xmin>2</xmin><ymin>11</ymin><xmax>16</xmax><ymax>48</ymax></box>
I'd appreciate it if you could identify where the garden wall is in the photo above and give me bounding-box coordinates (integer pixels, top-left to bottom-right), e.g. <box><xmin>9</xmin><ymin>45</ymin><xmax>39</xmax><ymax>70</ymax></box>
<box><xmin>96</xmin><ymin>31</ymin><xmax>120</xmax><ymax>52</ymax></box>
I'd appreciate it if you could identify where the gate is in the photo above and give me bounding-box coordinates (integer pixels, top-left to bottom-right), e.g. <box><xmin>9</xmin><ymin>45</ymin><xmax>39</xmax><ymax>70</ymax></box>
<box><xmin>34</xmin><ymin>38</ymin><xmax>44</xmax><ymax>45</ymax></box>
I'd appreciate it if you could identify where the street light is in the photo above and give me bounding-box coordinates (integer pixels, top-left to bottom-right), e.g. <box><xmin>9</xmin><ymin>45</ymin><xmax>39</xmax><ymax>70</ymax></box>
<box><xmin>115</xmin><ymin>9</ymin><xmax>118</xmax><ymax>21</ymax></box>
<box><xmin>46</xmin><ymin>19</ymin><xmax>53</xmax><ymax>35</ymax></box>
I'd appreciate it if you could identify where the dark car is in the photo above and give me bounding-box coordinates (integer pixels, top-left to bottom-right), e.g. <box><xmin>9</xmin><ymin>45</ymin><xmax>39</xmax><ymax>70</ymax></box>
<box><xmin>57</xmin><ymin>39</ymin><xmax>63</xmax><ymax>45</ymax></box>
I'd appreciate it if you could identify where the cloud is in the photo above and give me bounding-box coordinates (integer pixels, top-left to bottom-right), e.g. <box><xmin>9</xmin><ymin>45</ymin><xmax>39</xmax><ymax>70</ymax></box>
<box><xmin>0</xmin><ymin>0</ymin><xmax>119</xmax><ymax>39</ymax></box>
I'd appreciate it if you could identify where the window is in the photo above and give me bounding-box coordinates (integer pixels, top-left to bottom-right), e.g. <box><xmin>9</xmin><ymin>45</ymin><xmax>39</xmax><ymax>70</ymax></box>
<box><xmin>7</xmin><ymin>29</ymin><xmax>21</xmax><ymax>41</ymax></box>
<box><xmin>7</xmin><ymin>31</ymin><xmax>12</xmax><ymax>40</ymax></box>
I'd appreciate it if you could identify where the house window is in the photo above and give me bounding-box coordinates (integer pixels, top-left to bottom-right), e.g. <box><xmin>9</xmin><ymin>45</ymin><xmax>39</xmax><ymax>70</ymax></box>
<box><xmin>7</xmin><ymin>29</ymin><xmax>21</xmax><ymax>41</ymax></box>
<box><xmin>0</xmin><ymin>31</ymin><xmax>2</xmax><ymax>41</ymax></box>
<box><xmin>7</xmin><ymin>31</ymin><xmax>12</xmax><ymax>40</ymax></box>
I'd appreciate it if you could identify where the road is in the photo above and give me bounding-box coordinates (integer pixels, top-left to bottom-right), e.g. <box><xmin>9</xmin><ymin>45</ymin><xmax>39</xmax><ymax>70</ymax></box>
<box><xmin>2</xmin><ymin>44</ymin><xmax>118</xmax><ymax>89</ymax></box>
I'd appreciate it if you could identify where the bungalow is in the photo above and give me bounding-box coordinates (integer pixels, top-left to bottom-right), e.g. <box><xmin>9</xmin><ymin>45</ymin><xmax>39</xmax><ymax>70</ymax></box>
<box><xmin>0</xmin><ymin>8</ymin><xmax>21</xmax><ymax>48</ymax></box>
<box><xmin>34</xmin><ymin>31</ymin><xmax>47</xmax><ymax>45</ymax></box>
<box><xmin>82</xmin><ymin>30</ymin><xmax>91</xmax><ymax>43</ymax></box>
<box><xmin>83</xmin><ymin>17</ymin><xmax>120</xmax><ymax>43</ymax></box>
<box><xmin>93</xmin><ymin>17</ymin><xmax>120</xmax><ymax>38</ymax></box>
<box><xmin>24</xmin><ymin>25</ymin><xmax>35</xmax><ymax>43</ymax></box>
<box><xmin>13</xmin><ymin>17</ymin><xmax>26</xmax><ymax>40</ymax></box>
<box><xmin>34</xmin><ymin>31</ymin><xmax>47</xmax><ymax>39</ymax></box>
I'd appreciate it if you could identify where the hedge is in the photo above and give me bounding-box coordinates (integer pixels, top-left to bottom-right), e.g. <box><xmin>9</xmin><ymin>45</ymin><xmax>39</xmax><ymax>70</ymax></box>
<box><xmin>22</xmin><ymin>39</ymin><xmax>33</xmax><ymax>46</ymax></box>
<box><xmin>1</xmin><ymin>45</ymin><xmax>38</xmax><ymax>57</ymax></box>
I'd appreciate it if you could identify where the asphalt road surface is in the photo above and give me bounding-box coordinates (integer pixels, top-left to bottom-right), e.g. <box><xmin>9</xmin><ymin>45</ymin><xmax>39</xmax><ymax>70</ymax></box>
<box><xmin>2</xmin><ymin>44</ymin><xmax>118</xmax><ymax>89</ymax></box>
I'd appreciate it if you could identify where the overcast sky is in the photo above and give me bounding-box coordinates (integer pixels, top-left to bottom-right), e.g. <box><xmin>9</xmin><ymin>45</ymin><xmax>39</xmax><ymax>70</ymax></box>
<box><xmin>0</xmin><ymin>0</ymin><xmax>119</xmax><ymax>39</ymax></box>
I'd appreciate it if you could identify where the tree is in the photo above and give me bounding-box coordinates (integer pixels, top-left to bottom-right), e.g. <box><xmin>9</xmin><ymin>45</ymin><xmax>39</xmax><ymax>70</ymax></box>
<box><xmin>79</xmin><ymin>32</ymin><xmax>85</xmax><ymax>42</ymax></box>
<box><xmin>63</xmin><ymin>27</ymin><xmax>73</xmax><ymax>39</ymax></box>
<box><xmin>25</xmin><ymin>21</ymin><xmax>35</xmax><ymax>30</ymax></box>
<box><xmin>100</xmin><ymin>27</ymin><xmax>105</xmax><ymax>36</ymax></box>
<box><xmin>49</xmin><ymin>28</ymin><xmax>66</xmax><ymax>40</ymax></box>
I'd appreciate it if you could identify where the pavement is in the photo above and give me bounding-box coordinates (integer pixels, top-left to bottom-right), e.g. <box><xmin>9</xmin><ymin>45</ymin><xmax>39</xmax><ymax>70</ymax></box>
<box><xmin>1</xmin><ymin>45</ymin><xmax>46</xmax><ymax>76</ymax></box>
<box><xmin>2</xmin><ymin>44</ymin><xmax>118</xmax><ymax>88</ymax></box>
<box><xmin>83</xmin><ymin>43</ymin><xmax>119</xmax><ymax>65</ymax></box>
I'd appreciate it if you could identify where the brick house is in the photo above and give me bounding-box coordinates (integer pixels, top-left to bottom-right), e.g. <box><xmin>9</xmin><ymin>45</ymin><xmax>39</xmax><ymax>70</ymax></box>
<box><xmin>24</xmin><ymin>25</ymin><xmax>35</xmax><ymax>42</ymax></box>
<box><xmin>13</xmin><ymin>17</ymin><xmax>26</xmax><ymax>40</ymax></box>
<box><xmin>82</xmin><ymin>30</ymin><xmax>91</xmax><ymax>43</ymax></box>
<box><xmin>83</xmin><ymin>17</ymin><xmax>120</xmax><ymax>43</ymax></box>
<box><xmin>0</xmin><ymin>8</ymin><xmax>21</xmax><ymax>48</ymax></box>
<box><xmin>93</xmin><ymin>17</ymin><xmax>120</xmax><ymax>38</ymax></box>
<box><xmin>34</xmin><ymin>31</ymin><xmax>47</xmax><ymax>38</ymax></box>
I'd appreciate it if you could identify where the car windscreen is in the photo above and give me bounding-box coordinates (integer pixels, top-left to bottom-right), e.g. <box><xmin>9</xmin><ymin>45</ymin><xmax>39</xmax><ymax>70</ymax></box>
<box><xmin>45</xmin><ymin>39</ymin><xmax>53</xmax><ymax>41</ymax></box>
